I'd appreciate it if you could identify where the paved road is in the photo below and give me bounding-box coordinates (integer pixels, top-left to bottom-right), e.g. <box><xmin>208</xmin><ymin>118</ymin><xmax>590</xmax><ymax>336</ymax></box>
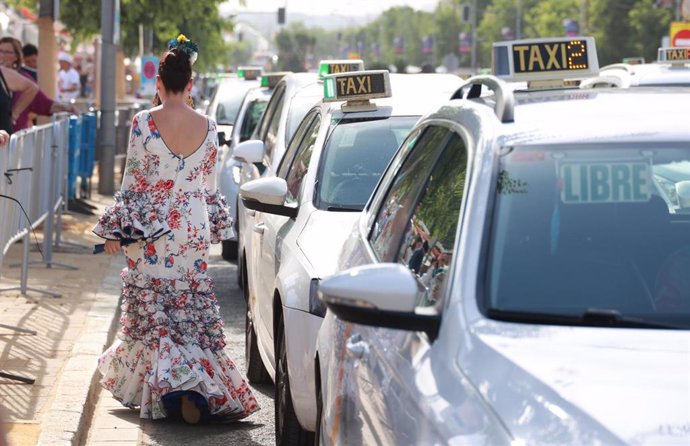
<box><xmin>140</xmin><ymin>248</ymin><xmax>276</xmax><ymax>445</ymax></box>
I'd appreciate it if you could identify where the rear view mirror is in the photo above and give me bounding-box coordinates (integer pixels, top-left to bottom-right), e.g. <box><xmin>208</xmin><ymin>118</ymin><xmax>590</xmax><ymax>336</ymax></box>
<box><xmin>218</xmin><ymin>131</ymin><xmax>232</xmax><ymax>147</ymax></box>
<box><xmin>233</xmin><ymin>139</ymin><xmax>265</xmax><ymax>164</ymax></box>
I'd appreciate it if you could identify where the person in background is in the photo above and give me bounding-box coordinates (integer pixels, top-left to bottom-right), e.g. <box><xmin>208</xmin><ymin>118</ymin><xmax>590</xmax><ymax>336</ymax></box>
<box><xmin>57</xmin><ymin>51</ymin><xmax>80</xmax><ymax>102</ymax></box>
<box><xmin>21</xmin><ymin>43</ymin><xmax>38</xmax><ymax>81</ymax></box>
<box><xmin>0</xmin><ymin>37</ymin><xmax>78</xmax><ymax>131</ymax></box>
<box><xmin>0</xmin><ymin>64</ymin><xmax>38</xmax><ymax>134</ymax></box>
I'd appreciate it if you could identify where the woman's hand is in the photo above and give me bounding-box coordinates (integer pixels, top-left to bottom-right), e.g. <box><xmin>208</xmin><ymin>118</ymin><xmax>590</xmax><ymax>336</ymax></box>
<box><xmin>0</xmin><ymin>130</ymin><xmax>9</xmax><ymax>146</ymax></box>
<box><xmin>104</xmin><ymin>239</ymin><xmax>122</xmax><ymax>255</ymax></box>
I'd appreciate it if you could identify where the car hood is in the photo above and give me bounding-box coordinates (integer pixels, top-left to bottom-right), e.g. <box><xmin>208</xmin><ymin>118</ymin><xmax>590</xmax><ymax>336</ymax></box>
<box><xmin>297</xmin><ymin>210</ymin><xmax>360</xmax><ymax>279</ymax></box>
<box><xmin>468</xmin><ymin>323</ymin><xmax>690</xmax><ymax>445</ymax></box>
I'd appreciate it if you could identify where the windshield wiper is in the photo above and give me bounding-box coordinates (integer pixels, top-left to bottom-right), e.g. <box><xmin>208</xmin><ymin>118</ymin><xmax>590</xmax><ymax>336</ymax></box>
<box><xmin>487</xmin><ymin>308</ymin><xmax>684</xmax><ymax>329</ymax></box>
<box><xmin>326</xmin><ymin>206</ymin><xmax>362</xmax><ymax>212</ymax></box>
<box><xmin>327</xmin><ymin>205</ymin><xmax>362</xmax><ymax>212</ymax></box>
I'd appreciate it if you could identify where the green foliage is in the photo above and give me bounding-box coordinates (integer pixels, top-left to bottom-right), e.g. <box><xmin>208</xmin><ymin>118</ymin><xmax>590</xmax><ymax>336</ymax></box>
<box><xmin>628</xmin><ymin>0</ymin><xmax>673</xmax><ymax>62</ymax></box>
<box><xmin>58</xmin><ymin>0</ymin><xmax>232</xmax><ymax>71</ymax></box>
<box><xmin>275</xmin><ymin>23</ymin><xmax>317</xmax><ymax>71</ymax></box>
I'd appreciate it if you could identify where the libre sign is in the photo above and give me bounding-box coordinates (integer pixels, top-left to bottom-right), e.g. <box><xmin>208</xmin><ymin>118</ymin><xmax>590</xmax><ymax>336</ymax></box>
<box><xmin>670</xmin><ymin>22</ymin><xmax>690</xmax><ymax>47</ymax></box>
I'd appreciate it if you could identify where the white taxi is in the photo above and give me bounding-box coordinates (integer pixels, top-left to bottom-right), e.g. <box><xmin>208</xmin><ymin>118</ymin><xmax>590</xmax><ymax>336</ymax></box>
<box><xmin>581</xmin><ymin>47</ymin><xmax>690</xmax><ymax>88</ymax></box>
<box><xmin>233</xmin><ymin>62</ymin><xmax>368</xmax><ymax>288</ymax></box>
<box><xmin>316</xmin><ymin>37</ymin><xmax>690</xmax><ymax>445</ymax></box>
<box><xmin>218</xmin><ymin>73</ymin><xmax>287</xmax><ymax>260</ymax></box>
<box><xmin>239</xmin><ymin>70</ymin><xmax>464</xmax><ymax>444</ymax></box>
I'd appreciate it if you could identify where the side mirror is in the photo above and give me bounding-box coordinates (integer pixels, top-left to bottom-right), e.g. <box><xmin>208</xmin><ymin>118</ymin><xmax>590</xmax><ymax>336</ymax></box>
<box><xmin>233</xmin><ymin>139</ymin><xmax>265</xmax><ymax>164</ymax></box>
<box><xmin>218</xmin><ymin>131</ymin><xmax>232</xmax><ymax>147</ymax></box>
<box><xmin>318</xmin><ymin>263</ymin><xmax>440</xmax><ymax>338</ymax></box>
<box><xmin>240</xmin><ymin>177</ymin><xmax>298</xmax><ymax>218</ymax></box>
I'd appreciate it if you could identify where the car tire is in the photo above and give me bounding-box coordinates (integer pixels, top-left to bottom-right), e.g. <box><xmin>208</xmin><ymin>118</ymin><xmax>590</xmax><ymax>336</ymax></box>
<box><xmin>314</xmin><ymin>370</ymin><xmax>326</xmax><ymax>446</ymax></box>
<box><xmin>245</xmin><ymin>308</ymin><xmax>268</xmax><ymax>384</ymax></box>
<box><xmin>276</xmin><ymin>319</ymin><xmax>314</xmax><ymax>446</ymax></box>
<box><xmin>238</xmin><ymin>250</ymin><xmax>245</xmax><ymax>291</ymax></box>
<box><xmin>222</xmin><ymin>239</ymin><xmax>238</xmax><ymax>261</ymax></box>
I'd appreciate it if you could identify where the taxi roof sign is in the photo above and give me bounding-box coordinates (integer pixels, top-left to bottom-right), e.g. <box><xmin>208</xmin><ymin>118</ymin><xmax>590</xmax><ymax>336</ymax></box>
<box><xmin>261</xmin><ymin>72</ymin><xmax>291</xmax><ymax>88</ymax></box>
<box><xmin>622</xmin><ymin>56</ymin><xmax>645</xmax><ymax>65</ymax></box>
<box><xmin>318</xmin><ymin>59</ymin><xmax>365</xmax><ymax>79</ymax></box>
<box><xmin>657</xmin><ymin>47</ymin><xmax>690</xmax><ymax>64</ymax></box>
<box><xmin>238</xmin><ymin>66</ymin><xmax>263</xmax><ymax>81</ymax></box>
<box><xmin>323</xmin><ymin>70</ymin><xmax>391</xmax><ymax>111</ymax></box>
<box><xmin>493</xmin><ymin>37</ymin><xmax>599</xmax><ymax>83</ymax></box>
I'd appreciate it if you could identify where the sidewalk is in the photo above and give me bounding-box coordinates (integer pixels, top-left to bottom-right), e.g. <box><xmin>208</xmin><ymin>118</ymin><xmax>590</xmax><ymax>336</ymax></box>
<box><xmin>0</xmin><ymin>193</ymin><xmax>121</xmax><ymax>445</ymax></box>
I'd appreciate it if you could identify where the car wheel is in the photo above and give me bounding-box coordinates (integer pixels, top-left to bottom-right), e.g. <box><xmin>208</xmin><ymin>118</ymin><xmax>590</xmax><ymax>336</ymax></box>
<box><xmin>276</xmin><ymin>319</ymin><xmax>314</xmax><ymax>446</ymax></box>
<box><xmin>314</xmin><ymin>370</ymin><xmax>326</xmax><ymax>446</ymax></box>
<box><xmin>222</xmin><ymin>239</ymin><xmax>238</xmax><ymax>261</ymax></box>
<box><xmin>245</xmin><ymin>307</ymin><xmax>268</xmax><ymax>384</ymax></box>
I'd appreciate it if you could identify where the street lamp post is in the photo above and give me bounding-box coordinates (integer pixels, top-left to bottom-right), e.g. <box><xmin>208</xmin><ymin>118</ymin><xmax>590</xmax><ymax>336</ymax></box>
<box><xmin>98</xmin><ymin>0</ymin><xmax>118</xmax><ymax>195</ymax></box>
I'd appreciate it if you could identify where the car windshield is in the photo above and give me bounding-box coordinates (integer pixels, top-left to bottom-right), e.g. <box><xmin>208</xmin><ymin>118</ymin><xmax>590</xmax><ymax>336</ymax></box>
<box><xmin>317</xmin><ymin>117</ymin><xmax>417</xmax><ymax>211</ymax></box>
<box><xmin>485</xmin><ymin>143</ymin><xmax>690</xmax><ymax>328</ymax></box>
<box><xmin>240</xmin><ymin>99</ymin><xmax>268</xmax><ymax>142</ymax></box>
<box><xmin>214</xmin><ymin>83</ymin><xmax>254</xmax><ymax>125</ymax></box>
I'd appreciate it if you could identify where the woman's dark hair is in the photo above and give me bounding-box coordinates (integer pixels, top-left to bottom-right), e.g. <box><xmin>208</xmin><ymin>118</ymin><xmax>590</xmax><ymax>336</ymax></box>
<box><xmin>0</xmin><ymin>37</ymin><xmax>23</xmax><ymax>69</ymax></box>
<box><xmin>22</xmin><ymin>43</ymin><xmax>38</xmax><ymax>57</ymax></box>
<box><xmin>158</xmin><ymin>48</ymin><xmax>191</xmax><ymax>93</ymax></box>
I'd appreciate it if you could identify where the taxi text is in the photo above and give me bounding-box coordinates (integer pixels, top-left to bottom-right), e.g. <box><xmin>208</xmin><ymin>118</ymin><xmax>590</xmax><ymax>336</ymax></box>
<box><xmin>560</xmin><ymin>162</ymin><xmax>651</xmax><ymax>203</ymax></box>
<box><xmin>513</xmin><ymin>40</ymin><xmax>588</xmax><ymax>73</ymax></box>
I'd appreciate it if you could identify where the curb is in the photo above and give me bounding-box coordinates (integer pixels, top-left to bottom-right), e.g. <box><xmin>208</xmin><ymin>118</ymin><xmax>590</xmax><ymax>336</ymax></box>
<box><xmin>36</xmin><ymin>257</ymin><xmax>123</xmax><ymax>446</ymax></box>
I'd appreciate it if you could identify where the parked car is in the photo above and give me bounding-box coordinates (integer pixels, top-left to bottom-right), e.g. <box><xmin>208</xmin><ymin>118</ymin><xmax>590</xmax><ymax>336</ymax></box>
<box><xmin>240</xmin><ymin>69</ymin><xmax>465</xmax><ymax>444</ymax></box>
<box><xmin>315</xmin><ymin>37</ymin><xmax>690</xmax><ymax>445</ymax></box>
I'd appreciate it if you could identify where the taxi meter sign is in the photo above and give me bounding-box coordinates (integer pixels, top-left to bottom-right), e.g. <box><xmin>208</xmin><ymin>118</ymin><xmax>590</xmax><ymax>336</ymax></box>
<box><xmin>318</xmin><ymin>59</ymin><xmax>364</xmax><ymax>79</ymax></box>
<box><xmin>323</xmin><ymin>70</ymin><xmax>391</xmax><ymax>102</ymax></box>
<box><xmin>260</xmin><ymin>72</ymin><xmax>290</xmax><ymax>88</ymax></box>
<box><xmin>238</xmin><ymin>66</ymin><xmax>262</xmax><ymax>80</ymax></box>
<box><xmin>657</xmin><ymin>47</ymin><xmax>690</xmax><ymax>63</ymax></box>
<box><xmin>493</xmin><ymin>37</ymin><xmax>599</xmax><ymax>82</ymax></box>
<box><xmin>560</xmin><ymin>162</ymin><xmax>651</xmax><ymax>204</ymax></box>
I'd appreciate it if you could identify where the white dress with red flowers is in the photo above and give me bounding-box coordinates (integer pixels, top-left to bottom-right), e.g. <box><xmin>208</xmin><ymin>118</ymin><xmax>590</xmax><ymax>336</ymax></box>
<box><xmin>93</xmin><ymin>111</ymin><xmax>259</xmax><ymax>420</ymax></box>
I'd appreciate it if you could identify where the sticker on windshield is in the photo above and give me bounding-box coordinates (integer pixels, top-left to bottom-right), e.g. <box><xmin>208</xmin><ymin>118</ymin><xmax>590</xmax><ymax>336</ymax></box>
<box><xmin>560</xmin><ymin>161</ymin><xmax>651</xmax><ymax>203</ymax></box>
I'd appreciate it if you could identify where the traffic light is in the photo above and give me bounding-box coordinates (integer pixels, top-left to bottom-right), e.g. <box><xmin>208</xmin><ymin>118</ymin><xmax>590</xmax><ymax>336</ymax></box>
<box><xmin>277</xmin><ymin>7</ymin><xmax>286</xmax><ymax>25</ymax></box>
<box><xmin>461</xmin><ymin>4</ymin><xmax>472</xmax><ymax>24</ymax></box>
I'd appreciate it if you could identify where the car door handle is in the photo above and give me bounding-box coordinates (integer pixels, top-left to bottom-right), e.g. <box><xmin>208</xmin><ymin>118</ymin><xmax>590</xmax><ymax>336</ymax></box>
<box><xmin>248</xmin><ymin>210</ymin><xmax>256</xmax><ymax>217</ymax></box>
<box><xmin>346</xmin><ymin>334</ymin><xmax>370</xmax><ymax>359</ymax></box>
<box><xmin>253</xmin><ymin>222</ymin><xmax>265</xmax><ymax>234</ymax></box>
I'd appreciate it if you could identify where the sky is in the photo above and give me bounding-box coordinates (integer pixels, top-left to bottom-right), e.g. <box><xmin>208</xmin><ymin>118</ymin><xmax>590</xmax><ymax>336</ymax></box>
<box><xmin>219</xmin><ymin>0</ymin><xmax>439</xmax><ymax>18</ymax></box>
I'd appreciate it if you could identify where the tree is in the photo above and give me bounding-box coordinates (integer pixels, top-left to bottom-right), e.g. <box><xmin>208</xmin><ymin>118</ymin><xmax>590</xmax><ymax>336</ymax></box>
<box><xmin>629</xmin><ymin>0</ymin><xmax>673</xmax><ymax>61</ymax></box>
<box><xmin>56</xmin><ymin>0</ymin><xmax>233</xmax><ymax>71</ymax></box>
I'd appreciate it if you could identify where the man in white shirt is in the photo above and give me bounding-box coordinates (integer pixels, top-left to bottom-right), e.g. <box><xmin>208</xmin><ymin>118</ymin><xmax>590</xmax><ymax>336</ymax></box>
<box><xmin>57</xmin><ymin>52</ymin><xmax>80</xmax><ymax>101</ymax></box>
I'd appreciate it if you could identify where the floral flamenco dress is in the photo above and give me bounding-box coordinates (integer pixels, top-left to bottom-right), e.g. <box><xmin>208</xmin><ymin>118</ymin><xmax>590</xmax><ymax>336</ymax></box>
<box><xmin>93</xmin><ymin>111</ymin><xmax>259</xmax><ymax>421</ymax></box>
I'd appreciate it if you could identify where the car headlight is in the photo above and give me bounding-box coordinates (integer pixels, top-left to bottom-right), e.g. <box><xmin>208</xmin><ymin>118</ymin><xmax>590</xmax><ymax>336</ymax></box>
<box><xmin>308</xmin><ymin>278</ymin><xmax>326</xmax><ymax>317</ymax></box>
<box><xmin>232</xmin><ymin>165</ymin><xmax>242</xmax><ymax>184</ymax></box>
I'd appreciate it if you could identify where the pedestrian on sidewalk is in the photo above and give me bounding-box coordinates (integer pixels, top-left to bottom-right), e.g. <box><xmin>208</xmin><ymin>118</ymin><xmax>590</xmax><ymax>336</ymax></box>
<box><xmin>20</xmin><ymin>43</ymin><xmax>38</xmax><ymax>81</ymax></box>
<box><xmin>56</xmin><ymin>51</ymin><xmax>80</xmax><ymax>102</ymax></box>
<box><xmin>93</xmin><ymin>34</ymin><xmax>259</xmax><ymax>424</ymax></box>
<box><xmin>0</xmin><ymin>37</ymin><xmax>79</xmax><ymax>131</ymax></box>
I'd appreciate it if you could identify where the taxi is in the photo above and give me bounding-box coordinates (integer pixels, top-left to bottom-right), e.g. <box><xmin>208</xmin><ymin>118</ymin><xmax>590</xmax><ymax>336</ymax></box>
<box><xmin>581</xmin><ymin>47</ymin><xmax>690</xmax><ymax>88</ymax></box>
<box><xmin>233</xmin><ymin>61</ymin><xmax>366</xmax><ymax>288</ymax></box>
<box><xmin>239</xmin><ymin>69</ymin><xmax>464</xmax><ymax>444</ymax></box>
<box><xmin>218</xmin><ymin>72</ymin><xmax>288</xmax><ymax>260</ymax></box>
<box><xmin>315</xmin><ymin>37</ymin><xmax>690</xmax><ymax>445</ymax></box>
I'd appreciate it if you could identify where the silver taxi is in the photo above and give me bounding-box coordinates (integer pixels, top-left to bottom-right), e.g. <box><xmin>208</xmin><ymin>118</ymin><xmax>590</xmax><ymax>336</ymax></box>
<box><xmin>315</xmin><ymin>37</ymin><xmax>690</xmax><ymax>445</ymax></box>
<box><xmin>240</xmin><ymin>70</ymin><xmax>464</xmax><ymax>444</ymax></box>
<box><xmin>581</xmin><ymin>47</ymin><xmax>690</xmax><ymax>88</ymax></box>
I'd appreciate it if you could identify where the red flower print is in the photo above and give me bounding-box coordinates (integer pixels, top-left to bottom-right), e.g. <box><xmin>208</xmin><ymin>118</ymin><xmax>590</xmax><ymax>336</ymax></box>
<box><xmin>146</xmin><ymin>244</ymin><xmax>156</xmax><ymax>257</ymax></box>
<box><xmin>168</xmin><ymin>209</ymin><xmax>181</xmax><ymax>230</ymax></box>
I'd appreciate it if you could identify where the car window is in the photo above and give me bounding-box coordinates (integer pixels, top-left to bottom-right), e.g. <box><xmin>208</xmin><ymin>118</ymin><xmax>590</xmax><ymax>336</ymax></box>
<box><xmin>397</xmin><ymin>132</ymin><xmax>468</xmax><ymax>307</ymax></box>
<box><xmin>283</xmin><ymin>115</ymin><xmax>321</xmax><ymax>204</ymax></box>
<box><xmin>255</xmin><ymin>85</ymin><xmax>285</xmax><ymax>141</ymax></box>
<box><xmin>486</xmin><ymin>143</ymin><xmax>690</xmax><ymax>328</ymax></box>
<box><xmin>240</xmin><ymin>99</ymin><xmax>268</xmax><ymax>142</ymax></box>
<box><xmin>370</xmin><ymin>126</ymin><xmax>450</xmax><ymax>262</ymax></box>
<box><xmin>317</xmin><ymin>117</ymin><xmax>417</xmax><ymax>211</ymax></box>
<box><xmin>277</xmin><ymin>109</ymin><xmax>319</xmax><ymax>179</ymax></box>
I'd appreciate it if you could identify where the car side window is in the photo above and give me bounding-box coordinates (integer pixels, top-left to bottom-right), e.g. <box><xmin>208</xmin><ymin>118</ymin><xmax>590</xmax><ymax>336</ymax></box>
<box><xmin>284</xmin><ymin>114</ymin><xmax>322</xmax><ymax>204</ymax></box>
<box><xmin>265</xmin><ymin>93</ymin><xmax>286</xmax><ymax>162</ymax></box>
<box><xmin>256</xmin><ymin>85</ymin><xmax>285</xmax><ymax>142</ymax></box>
<box><xmin>370</xmin><ymin>126</ymin><xmax>450</xmax><ymax>262</ymax></box>
<box><xmin>277</xmin><ymin>110</ymin><xmax>319</xmax><ymax>179</ymax></box>
<box><xmin>397</xmin><ymin>132</ymin><xmax>468</xmax><ymax>306</ymax></box>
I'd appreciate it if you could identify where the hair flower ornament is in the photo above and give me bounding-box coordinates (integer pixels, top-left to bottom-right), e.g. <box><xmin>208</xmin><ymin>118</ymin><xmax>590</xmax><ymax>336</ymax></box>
<box><xmin>167</xmin><ymin>34</ymin><xmax>199</xmax><ymax>65</ymax></box>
